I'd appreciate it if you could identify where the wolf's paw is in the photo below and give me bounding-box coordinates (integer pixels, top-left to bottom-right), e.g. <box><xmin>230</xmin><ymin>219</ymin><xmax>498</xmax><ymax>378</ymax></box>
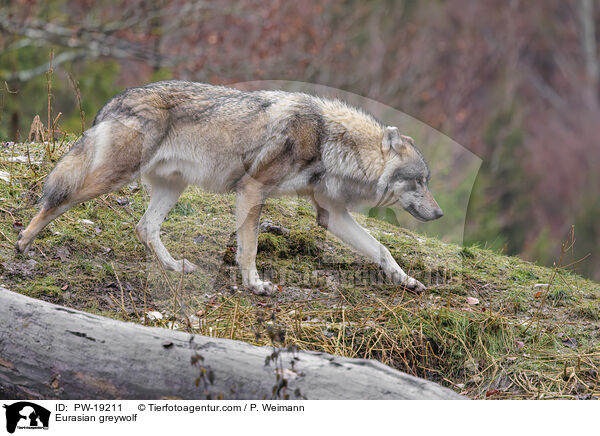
<box><xmin>388</xmin><ymin>270</ymin><xmax>426</xmax><ymax>294</ymax></box>
<box><xmin>402</xmin><ymin>276</ymin><xmax>426</xmax><ymax>294</ymax></box>
<box><xmin>247</xmin><ymin>280</ymin><xmax>274</xmax><ymax>296</ymax></box>
<box><xmin>167</xmin><ymin>259</ymin><xmax>198</xmax><ymax>273</ymax></box>
<box><xmin>15</xmin><ymin>232</ymin><xmax>30</xmax><ymax>253</ymax></box>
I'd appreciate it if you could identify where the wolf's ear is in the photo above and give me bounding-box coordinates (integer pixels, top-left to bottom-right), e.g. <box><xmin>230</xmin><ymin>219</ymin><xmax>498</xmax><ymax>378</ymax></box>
<box><xmin>383</xmin><ymin>126</ymin><xmax>411</xmax><ymax>155</ymax></box>
<box><xmin>382</xmin><ymin>126</ymin><xmax>400</xmax><ymax>153</ymax></box>
<box><xmin>383</xmin><ymin>127</ymin><xmax>416</xmax><ymax>155</ymax></box>
<box><xmin>400</xmin><ymin>134</ymin><xmax>415</xmax><ymax>147</ymax></box>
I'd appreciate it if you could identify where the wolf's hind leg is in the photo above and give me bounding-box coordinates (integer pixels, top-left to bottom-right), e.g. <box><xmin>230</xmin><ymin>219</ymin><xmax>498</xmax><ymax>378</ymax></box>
<box><xmin>17</xmin><ymin>165</ymin><xmax>132</xmax><ymax>253</ymax></box>
<box><xmin>312</xmin><ymin>193</ymin><xmax>425</xmax><ymax>293</ymax></box>
<box><xmin>16</xmin><ymin>204</ymin><xmax>71</xmax><ymax>253</ymax></box>
<box><xmin>236</xmin><ymin>179</ymin><xmax>273</xmax><ymax>295</ymax></box>
<box><xmin>17</xmin><ymin>170</ymin><xmax>134</xmax><ymax>253</ymax></box>
<box><xmin>136</xmin><ymin>175</ymin><xmax>196</xmax><ymax>273</ymax></box>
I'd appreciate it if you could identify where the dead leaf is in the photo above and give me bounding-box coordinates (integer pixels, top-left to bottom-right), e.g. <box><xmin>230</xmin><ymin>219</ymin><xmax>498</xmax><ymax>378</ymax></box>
<box><xmin>50</xmin><ymin>374</ymin><xmax>61</xmax><ymax>389</ymax></box>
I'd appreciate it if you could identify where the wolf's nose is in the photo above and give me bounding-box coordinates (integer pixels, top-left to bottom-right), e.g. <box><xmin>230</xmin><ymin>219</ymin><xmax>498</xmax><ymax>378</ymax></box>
<box><xmin>434</xmin><ymin>208</ymin><xmax>444</xmax><ymax>219</ymax></box>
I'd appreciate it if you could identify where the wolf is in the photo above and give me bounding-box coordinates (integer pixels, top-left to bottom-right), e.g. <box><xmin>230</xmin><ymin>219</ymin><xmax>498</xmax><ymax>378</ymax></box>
<box><xmin>16</xmin><ymin>81</ymin><xmax>443</xmax><ymax>294</ymax></box>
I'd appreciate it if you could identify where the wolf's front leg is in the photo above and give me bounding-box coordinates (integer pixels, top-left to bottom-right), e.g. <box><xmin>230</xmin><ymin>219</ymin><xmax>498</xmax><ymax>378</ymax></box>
<box><xmin>136</xmin><ymin>175</ymin><xmax>197</xmax><ymax>273</ymax></box>
<box><xmin>236</xmin><ymin>180</ymin><xmax>274</xmax><ymax>295</ymax></box>
<box><xmin>313</xmin><ymin>193</ymin><xmax>425</xmax><ymax>293</ymax></box>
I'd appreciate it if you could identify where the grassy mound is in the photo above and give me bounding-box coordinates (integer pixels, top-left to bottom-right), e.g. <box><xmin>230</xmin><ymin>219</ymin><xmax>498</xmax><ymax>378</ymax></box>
<box><xmin>1</xmin><ymin>141</ymin><xmax>599</xmax><ymax>399</ymax></box>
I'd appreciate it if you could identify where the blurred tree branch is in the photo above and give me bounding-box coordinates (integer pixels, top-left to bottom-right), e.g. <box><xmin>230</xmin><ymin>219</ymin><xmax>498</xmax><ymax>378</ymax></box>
<box><xmin>2</xmin><ymin>50</ymin><xmax>88</xmax><ymax>82</ymax></box>
<box><xmin>0</xmin><ymin>12</ymin><xmax>184</xmax><ymax>81</ymax></box>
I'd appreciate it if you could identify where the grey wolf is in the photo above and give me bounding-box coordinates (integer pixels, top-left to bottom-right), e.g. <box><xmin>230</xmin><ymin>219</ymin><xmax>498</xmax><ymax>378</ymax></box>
<box><xmin>16</xmin><ymin>81</ymin><xmax>443</xmax><ymax>294</ymax></box>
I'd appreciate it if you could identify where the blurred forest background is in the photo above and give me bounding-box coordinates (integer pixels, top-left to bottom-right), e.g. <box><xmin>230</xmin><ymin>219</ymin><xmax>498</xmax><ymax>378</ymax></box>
<box><xmin>0</xmin><ymin>0</ymin><xmax>598</xmax><ymax>280</ymax></box>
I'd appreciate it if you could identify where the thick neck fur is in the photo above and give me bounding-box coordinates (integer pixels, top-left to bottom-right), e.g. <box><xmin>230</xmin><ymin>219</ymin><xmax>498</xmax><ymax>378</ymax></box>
<box><xmin>313</xmin><ymin>97</ymin><xmax>387</xmax><ymax>204</ymax></box>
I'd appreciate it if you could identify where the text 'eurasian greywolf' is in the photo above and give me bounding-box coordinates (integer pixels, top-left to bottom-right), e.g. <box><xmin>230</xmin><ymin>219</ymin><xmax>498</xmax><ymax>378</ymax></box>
<box><xmin>17</xmin><ymin>81</ymin><xmax>443</xmax><ymax>294</ymax></box>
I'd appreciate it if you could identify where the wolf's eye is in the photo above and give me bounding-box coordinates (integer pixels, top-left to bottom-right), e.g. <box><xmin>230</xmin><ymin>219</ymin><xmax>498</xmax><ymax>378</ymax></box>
<box><xmin>405</xmin><ymin>179</ymin><xmax>418</xmax><ymax>190</ymax></box>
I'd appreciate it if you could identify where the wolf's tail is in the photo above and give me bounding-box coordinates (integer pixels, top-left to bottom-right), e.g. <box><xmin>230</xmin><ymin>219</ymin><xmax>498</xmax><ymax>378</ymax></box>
<box><xmin>40</xmin><ymin>131</ymin><xmax>96</xmax><ymax>209</ymax></box>
<box><xmin>40</xmin><ymin>120</ymin><xmax>133</xmax><ymax>209</ymax></box>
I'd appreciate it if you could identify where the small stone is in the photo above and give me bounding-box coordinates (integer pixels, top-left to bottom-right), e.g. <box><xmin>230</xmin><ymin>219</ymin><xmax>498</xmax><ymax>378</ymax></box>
<box><xmin>259</xmin><ymin>220</ymin><xmax>290</xmax><ymax>235</ymax></box>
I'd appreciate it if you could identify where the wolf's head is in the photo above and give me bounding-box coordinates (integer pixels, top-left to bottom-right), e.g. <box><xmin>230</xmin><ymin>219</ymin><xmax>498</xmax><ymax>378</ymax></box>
<box><xmin>376</xmin><ymin>126</ymin><xmax>443</xmax><ymax>222</ymax></box>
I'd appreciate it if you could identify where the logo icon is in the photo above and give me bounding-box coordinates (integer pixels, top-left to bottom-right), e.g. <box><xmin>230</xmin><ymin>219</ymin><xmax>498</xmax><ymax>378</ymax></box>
<box><xmin>3</xmin><ymin>402</ymin><xmax>50</xmax><ymax>434</ymax></box>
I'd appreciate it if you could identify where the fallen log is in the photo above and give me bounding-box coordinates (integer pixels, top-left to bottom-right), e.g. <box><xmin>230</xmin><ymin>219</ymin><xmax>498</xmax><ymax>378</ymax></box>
<box><xmin>0</xmin><ymin>288</ymin><xmax>463</xmax><ymax>400</ymax></box>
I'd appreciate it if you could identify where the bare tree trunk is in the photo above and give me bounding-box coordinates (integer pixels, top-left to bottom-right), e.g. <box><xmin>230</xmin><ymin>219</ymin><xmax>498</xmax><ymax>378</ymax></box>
<box><xmin>579</xmin><ymin>0</ymin><xmax>599</xmax><ymax>105</ymax></box>
<box><xmin>9</xmin><ymin>112</ymin><xmax>19</xmax><ymax>142</ymax></box>
<box><xmin>0</xmin><ymin>288</ymin><xmax>463</xmax><ymax>400</ymax></box>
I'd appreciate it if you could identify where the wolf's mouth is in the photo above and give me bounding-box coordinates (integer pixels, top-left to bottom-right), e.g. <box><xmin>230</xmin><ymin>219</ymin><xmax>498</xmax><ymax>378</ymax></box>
<box><xmin>406</xmin><ymin>205</ymin><xmax>428</xmax><ymax>222</ymax></box>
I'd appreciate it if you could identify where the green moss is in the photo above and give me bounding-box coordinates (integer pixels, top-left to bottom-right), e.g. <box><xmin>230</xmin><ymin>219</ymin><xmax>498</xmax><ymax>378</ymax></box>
<box><xmin>257</xmin><ymin>233</ymin><xmax>289</xmax><ymax>258</ymax></box>
<box><xmin>23</xmin><ymin>277</ymin><xmax>62</xmax><ymax>299</ymax></box>
<box><xmin>288</xmin><ymin>229</ymin><xmax>320</xmax><ymax>256</ymax></box>
<box><xmin>510</xmin><ymin>267</ymin><xmax>538</xmax><ymax>283</ymax></box>
<box><xmin>171</xmin><ymin>200</ymin><xmax>195</xmax><ymax>216</ymax></box>
<box><xmin>548</xmin><ymin>287</ymin><xmax>574</xmax><ymax>306</ymax></box>
<box><xmin>459</xmin><ymin>247</ymin><xmax>475</xmax><ymax>259</ymax></box>
<box><xmin>574</xmin><ymin>303</ymin><xmax>600</xmax><ymax>321</ymax></box>
<box><xmin>503</xmin><ymin>287</ymin><xmax>529</xmax><ymax>313</ymax></box>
